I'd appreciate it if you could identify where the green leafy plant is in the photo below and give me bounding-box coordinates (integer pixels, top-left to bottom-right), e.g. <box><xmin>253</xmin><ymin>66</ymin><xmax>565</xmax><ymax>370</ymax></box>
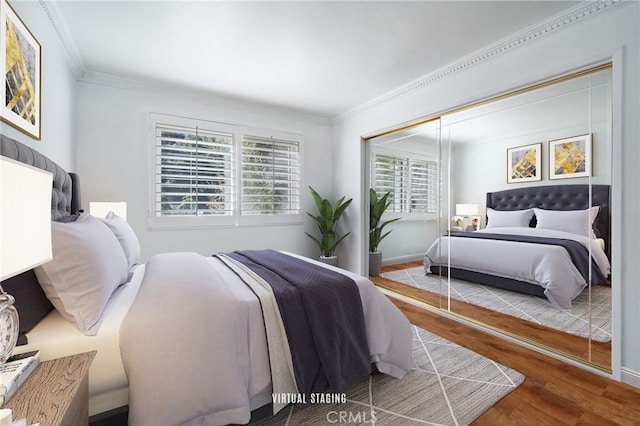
<box><xmin>306</xmin><ymin>186</ymin><xmax>353</xmax><ymax>257</ymax></box>
<box><xmin>369</xmin><ymin>188</ymin><xmax>400</xmax><ymax>253</ymax></box>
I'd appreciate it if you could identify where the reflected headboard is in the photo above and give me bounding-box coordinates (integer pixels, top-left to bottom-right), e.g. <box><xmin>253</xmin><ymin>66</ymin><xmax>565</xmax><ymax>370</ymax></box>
<box><xmin>1</xmin><ymin>134</ymin><xmax>81</xmax><ymax>219</ymax></box>
<box><xmin>486</xmin><ymin>184</ymin><xmax>611</xmax><ymax>259</ymax></box>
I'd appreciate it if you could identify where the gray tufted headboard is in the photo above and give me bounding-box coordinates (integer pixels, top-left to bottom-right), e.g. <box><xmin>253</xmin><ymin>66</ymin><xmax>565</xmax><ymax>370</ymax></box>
<box><xmin>1</xmin><ymin>134</ymin><xmax>83</xmax><ymax>343</ymax></box>
<box><xmin>1</xmin><ymin>134</ymin><xmax>81</xmax><ymax>219</ymax></box>
<box><xmin>486</xmin><ymin>184</ymin><xmax>610</xmax><ymax>258</ymax></box>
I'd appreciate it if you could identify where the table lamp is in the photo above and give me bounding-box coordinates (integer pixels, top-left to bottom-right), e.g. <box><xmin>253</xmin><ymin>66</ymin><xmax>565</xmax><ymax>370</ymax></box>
<box><xmin>455</xmin><ymin>203</ymin><xmax>479</xmax><ymax>232</ymax></box>
<box><xmin>0</xmin><ymin>156</ymin><xmax>53</xmax><ymax>362</ymax></box>
<box><xmin>90</xmin><ymin>201</ymin><xmax>127</xmax><ymax>220</ymax></box>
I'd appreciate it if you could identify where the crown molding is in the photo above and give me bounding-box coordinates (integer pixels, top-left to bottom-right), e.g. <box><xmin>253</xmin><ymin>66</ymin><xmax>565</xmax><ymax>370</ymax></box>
<box><xmin>80</xmin><ymin>71</ymin><xmax>333</xmax><ymax>127</ymax></box>
<box><xmin>37</xmin><ymin>0</ymin><xmax>329</xmax><ymax>123</ymax></box>
<box><xmin>37</xmin><ymin>0</ymin><xmax>86</xmax><ymax>76</ymax></box>
<box><xmin>40</xmin><ymin>0</ymin><xmax>620</xmax><ymax>125</ymax></box>
<box><xmin>455</xmin><ymin>118</ymin><xmax>611</xmax><ymax>147</ymax></box>
<box><xmin>334</xmin><ymin>0</ymin><xmax>622</xmax><ymax>124</ymax></box>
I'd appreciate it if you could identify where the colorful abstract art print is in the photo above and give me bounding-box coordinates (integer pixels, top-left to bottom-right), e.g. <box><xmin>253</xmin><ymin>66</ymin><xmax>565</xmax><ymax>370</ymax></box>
<box><xmin>507</xmin><ymin>143</ymin><xmax>541</xmax><ymax>183</ymax></box>
<box><xmin>1</xmin><ymin>0</ymin><xmax>41</xmax><ymax>139</ymax></box>
<box><xmin>549</xmin><ymin>134</ymin><xmax>592</xmax><ymax>180</ymax></box>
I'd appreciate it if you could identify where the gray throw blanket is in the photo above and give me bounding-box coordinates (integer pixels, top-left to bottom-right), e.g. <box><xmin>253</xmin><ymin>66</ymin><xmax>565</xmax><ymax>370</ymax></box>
<box><xmin>227</xmin><ymin>249</ymin><xmax>371</xmax><ymax>395</ymax></box>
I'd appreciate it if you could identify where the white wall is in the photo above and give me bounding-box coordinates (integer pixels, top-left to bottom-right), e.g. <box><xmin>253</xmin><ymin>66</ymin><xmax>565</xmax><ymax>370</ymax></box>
<box><xmin>2</xmin><ymin>1</ymin><xmax>77</xmax><ymax>170</ymax></box>
<box><xmin>76</xmin><ymin>79</ymin><xmax>333</xmax><ymax>261</ymax></box>
<box><xmin>333</xmin><ymin>2</ymin><xmax>639</xmax><ymax>385</ymax></box>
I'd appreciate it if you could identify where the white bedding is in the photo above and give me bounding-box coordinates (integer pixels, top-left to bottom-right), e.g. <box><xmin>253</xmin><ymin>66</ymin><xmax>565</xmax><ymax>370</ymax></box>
<box><xmin>424</xmin><ymin>227</ymin><xmax>611</xmax><ymax>309</ymax></box>
<box><xmin>19</xmin><ymin>264</ymin><xmax>145</xmax><ymax>416</ymax></box>
<box><xmin>18</xmin><ymin>252</ymin><xmax>414</xmax><ymax>423</ymax></box>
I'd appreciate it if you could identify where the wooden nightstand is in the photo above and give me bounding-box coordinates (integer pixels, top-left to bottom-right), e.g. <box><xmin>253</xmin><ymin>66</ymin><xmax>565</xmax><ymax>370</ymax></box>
<box><xmin>4</xmin><ymin>351</ymin><xmax>95</xmax><ymax>426</ymax></box>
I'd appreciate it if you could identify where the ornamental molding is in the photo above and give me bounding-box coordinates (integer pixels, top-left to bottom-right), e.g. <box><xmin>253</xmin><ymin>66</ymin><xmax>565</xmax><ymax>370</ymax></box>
<box><xmin>39</xmin><ymin>0</ymin><xmax>620</xmax><ymax>122</ymax></box>
<box><xmin>335</xmin><ymin>0</ymin><xmax>621</xmax><ymax>123</ymax></box>
<box><xmin>37</xmin><ymin>0</ymin><xmax>85</xmax><ymax>76</ymax></box>
<box><xmin>79</xmin><ymin>71</ymin><xmax>333</xmax><ymax>126</ymax></box>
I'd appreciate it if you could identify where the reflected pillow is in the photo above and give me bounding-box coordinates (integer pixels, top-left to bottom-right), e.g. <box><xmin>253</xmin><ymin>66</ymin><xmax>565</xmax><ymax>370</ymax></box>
<box><xmin>100</xmin><ymin>211</ymin><xmax>141</xmax><ymax>271</ymax></box>
<box><xmin>533</xmin><ymin>206</ymin><xmax>600</xmax><ymax>239</ymax></box>
<box><xmin>486</xmin><ymin>208</ymin><xmax>534</xmax><ymax>228</ymax></box>
<box><xmin>35</xmin><ymin>212</ymin><xmax>129</xmax><ymax>335</ymax></box>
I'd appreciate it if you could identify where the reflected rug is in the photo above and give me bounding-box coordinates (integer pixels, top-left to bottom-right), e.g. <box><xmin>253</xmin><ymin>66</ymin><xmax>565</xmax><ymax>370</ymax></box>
<box><xmin>383</xmin><ymin>266</ymin><xmax>611</xmax><ymax>343</ymax></box>
<box><xmin>252</xmin><ymin>325</ymin><xmax>524</xmax><ymax>425</ymax></box>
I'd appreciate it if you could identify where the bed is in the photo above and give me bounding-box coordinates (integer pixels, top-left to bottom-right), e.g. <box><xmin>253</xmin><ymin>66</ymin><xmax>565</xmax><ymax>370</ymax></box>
<box><xmin>1</xmin><ymin>135</ymin><xmax>415</xmax><ymax>425</ymax></box>
<box><xmin>424</xmin><ymin>184</ymin><xmax>611</xmax><ymax>309</ymax></box>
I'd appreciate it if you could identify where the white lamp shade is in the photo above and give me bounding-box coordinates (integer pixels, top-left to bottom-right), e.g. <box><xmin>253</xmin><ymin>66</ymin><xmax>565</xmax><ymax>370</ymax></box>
<box><xmin>90</xmin><ymin>201</ymin><xmax>127</xmax><ymax>220</ymax></box>
<box><xmin>0</xmin><ymin>156</ymin><xmax>53</xmax><ymax>281</ymax></box>
<box><xmin>455</xmin><ymin>203</ymin><xmax>479</xmax><ymax>216</ymax></box>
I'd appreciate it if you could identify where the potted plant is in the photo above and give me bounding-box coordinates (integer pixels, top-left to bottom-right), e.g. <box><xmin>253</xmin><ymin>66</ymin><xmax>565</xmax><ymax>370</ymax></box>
<box><xmin>306</xmin><ymin>186</ymin><xmax>353</xmax><ymax>266</ymax></box>
<box><xmin>369</xmin><ymin>188</ymin><xmax>400</xmax><ymax>276</ymax></box>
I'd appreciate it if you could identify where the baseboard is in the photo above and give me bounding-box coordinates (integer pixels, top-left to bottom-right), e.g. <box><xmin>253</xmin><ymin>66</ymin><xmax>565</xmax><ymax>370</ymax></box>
<box><xmin>382</xmin><ymin>254</ymin><xmax>423</xmax><ymax>266</ymax></box>
<box><xmin>621</xmin><ymin>367</ymin><xmax>640</xmax><ymax>389</ymax></box>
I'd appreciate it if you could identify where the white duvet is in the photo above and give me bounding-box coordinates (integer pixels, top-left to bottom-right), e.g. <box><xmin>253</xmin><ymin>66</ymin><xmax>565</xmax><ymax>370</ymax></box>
<box><xmin>424</xmin><ymin>227</ymin><xmax>611</xmax><ymax>309</ymax></box>
<box><xmin>120</xmin><ymin>251</ymin><xmax>415</xmax><ymax>426</ymax></box>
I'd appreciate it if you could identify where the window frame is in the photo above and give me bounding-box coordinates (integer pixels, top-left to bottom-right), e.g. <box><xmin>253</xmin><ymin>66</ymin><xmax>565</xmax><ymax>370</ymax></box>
<box><xmin>148</xmin><ymin>113</ymin><xmax>303</xmax><ymax>230</ymax></box>
<box><xmin>370</xmin><ymin>147</ymin><xmax>438</xmax><ymax>221</ymax></box>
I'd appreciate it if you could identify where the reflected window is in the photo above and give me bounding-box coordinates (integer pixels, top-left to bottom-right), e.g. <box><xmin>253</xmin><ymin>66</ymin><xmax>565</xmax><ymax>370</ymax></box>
<box><xmin>372</xmin><ymin>153</ymin><xmax>437</xmax><ymax>213</ymax></box>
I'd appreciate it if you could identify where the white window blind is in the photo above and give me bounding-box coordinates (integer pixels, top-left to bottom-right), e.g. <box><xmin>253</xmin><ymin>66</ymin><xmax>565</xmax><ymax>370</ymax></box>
<box><xmin>155</xmin><ymin>124</ymin><xmax>234</xmax><ymax>217</ymax></box>
<box><xmin>241</xmin><ymin>135</ymin><xmax>301</xmax><ymax>215</ymax></box>
<box><xmin>150</xmin><ymin>113</ymin><xmax>303</xmax><ymax>228</ymax></box>
<box><xmin>373</xmin><ymin>154</ymin><xmax>437</xmax><ymax>213</ymax></box>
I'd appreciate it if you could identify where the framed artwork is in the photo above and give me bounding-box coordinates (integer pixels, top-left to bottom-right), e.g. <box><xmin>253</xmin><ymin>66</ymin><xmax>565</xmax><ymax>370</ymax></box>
<box><xmin>1</xmin><ymin>0</ymin><xmax>41</xmax><ymax>139</ymax></box>
<box><xmin>507</xmin><ymin>143</ymin><xmax>541</xmax><ymax>183</ymax></box>
<box><xmin>470</xmin><ymin>215</ymin><xmax>481</xmax><ymax>231</ymax></box>
<box><xmin>549</xmin><ymin>134</ymin><xmax>592</xmax><ymax>180</ymax></box>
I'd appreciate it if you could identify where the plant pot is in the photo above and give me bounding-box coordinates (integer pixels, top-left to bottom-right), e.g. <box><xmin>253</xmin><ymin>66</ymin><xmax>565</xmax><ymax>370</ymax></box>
<box><xmin>369</xmin><ymin>251</ymin><xmax>382</xmax><ymax>277</ymax></box>
<box><xmin>319</xmin><ymin>256</ymin><xmax>338</xmax><ymax>267</ymax></box>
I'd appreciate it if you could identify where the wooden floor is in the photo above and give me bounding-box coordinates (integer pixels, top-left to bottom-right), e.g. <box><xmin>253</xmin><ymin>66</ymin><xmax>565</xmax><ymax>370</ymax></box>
<box><xmin>377</xmin><ymin>265</ymin><xmax>640</xmax><ymax>425</ymax></box>
<box><xmin>372</xmin><ymin>261</ymin><xmax>611</xmax><ymax>368</ymax></box>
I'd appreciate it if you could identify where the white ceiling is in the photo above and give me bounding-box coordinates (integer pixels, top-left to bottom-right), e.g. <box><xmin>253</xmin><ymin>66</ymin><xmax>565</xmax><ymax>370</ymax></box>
<box><xmin>51</xmin><ymin>1</ymin><xmax>582</xmax><ymax>118</ymax></box>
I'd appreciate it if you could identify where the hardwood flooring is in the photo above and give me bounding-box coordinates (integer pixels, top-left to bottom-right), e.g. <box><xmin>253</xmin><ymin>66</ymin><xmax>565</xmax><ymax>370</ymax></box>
<box><xmin>377</xmin><ymin>264</ymin><xmax>640</xmax><ymax>425</ymax></box>
<box><xmin>372</xmin><ymin>262</ymin><xmax>611</xmax><ymax>368</ymax></box>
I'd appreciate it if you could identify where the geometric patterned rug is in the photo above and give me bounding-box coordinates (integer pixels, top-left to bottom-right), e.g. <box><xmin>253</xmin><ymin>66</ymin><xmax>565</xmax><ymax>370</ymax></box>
<box><xmin>383</xmin><ymin>266</ymin><xmax>612</xmax><ymax>343</ymax></box>
<box><xmin>251</xmin><ymin>325</ymin><xmax>525</xmax><ymax>425</ymax></box>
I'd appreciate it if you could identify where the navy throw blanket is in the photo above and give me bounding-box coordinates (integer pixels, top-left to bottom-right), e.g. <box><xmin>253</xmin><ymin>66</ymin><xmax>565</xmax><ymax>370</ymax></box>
<box><xmin>227</xmin><ymin>249</ymin><xmax>371</xmax><ymax>395</ymax></box>
<box><xmin>451</xmin><ymin>232</ymin><xmax>608</xmax><ymax>284</ymax></box>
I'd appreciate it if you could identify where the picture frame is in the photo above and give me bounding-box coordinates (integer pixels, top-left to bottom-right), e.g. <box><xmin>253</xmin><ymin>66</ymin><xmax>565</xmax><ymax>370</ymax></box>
<box><xmin>1</xmin><ymin>0</ymin><xmax>41</xmax><ymax>140</ymax></box>
<box><xmin>470</xmin><ymin>215</ymin><xmax>481</xmax><ymax>231</ymax></box>
<box><xmin>549</xmin><ymin>134</ymin><xmax>592</xmax><ymax>180</ymax></box>
<box><xmin>506</xmin><ymin>143</ymin><xmax>541</xmax><ymax>183</ymax></box>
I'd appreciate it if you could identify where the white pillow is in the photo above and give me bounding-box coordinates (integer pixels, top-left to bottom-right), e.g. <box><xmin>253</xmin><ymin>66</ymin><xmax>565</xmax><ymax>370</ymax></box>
<box><xmin>533</xmin><ymin>206</ymin><xmax>600</xmax><ymax>239</ymax></box>
<box><xmin>35</xmin><ymin>212</ymin><xmax>129</xmax><ymax>335</ymax></box>
<box><xmin>486</xmin><ymin>208</ymin><xmax>534</xmax><ymax>228</ymax></box>
<box><xmin>100</xmin><ymin>211</ymin><xmax>141</xmax><ymax>270</ymax></box>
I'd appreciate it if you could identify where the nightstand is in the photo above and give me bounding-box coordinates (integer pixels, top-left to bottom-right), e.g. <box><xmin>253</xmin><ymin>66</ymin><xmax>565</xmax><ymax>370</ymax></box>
<box><xmin>4</xmin><ymin>351</ymin><xmax>95</xmax><ymax>426</ymax></box>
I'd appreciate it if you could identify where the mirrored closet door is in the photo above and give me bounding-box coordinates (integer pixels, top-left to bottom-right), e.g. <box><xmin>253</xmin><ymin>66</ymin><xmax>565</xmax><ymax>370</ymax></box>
<box><xmin>368</xmin><ymin>64</ymin><xmax>612</xmax><ymax>370</ymax></box>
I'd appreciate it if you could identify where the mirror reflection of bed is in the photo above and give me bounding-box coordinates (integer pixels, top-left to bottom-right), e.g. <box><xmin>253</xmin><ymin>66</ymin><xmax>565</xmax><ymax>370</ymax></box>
<box><xmin>376</xmin><ymin>185</ymin><xmax>612</xmax><ymax>367</ymax></box>
<box><xmin>367</xmin><ymin>64</ymin><xmax>612</xmax><ymax>369</ymax></box>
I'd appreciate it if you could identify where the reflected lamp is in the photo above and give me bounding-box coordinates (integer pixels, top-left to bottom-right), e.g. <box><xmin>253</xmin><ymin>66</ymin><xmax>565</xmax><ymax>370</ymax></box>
<box><xmin>455</xmin><ymin>203</ymin><xmax>479</xmax><ymax>231</ymax></box>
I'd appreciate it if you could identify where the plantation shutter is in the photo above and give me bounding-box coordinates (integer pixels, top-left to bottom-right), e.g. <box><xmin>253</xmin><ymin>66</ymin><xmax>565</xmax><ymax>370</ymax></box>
<box><xmin>373</xmin><ymin>154</ymin><xmax>437</xmax><ymax>213</ymax></box>
<box><xmin>241</xmin><ymin>134</ymin><xmax>301</xmax><ymax>215</ymax></box>
<box><xmin>154</xmin><ymin>124</ymin><xmax>234</xmax><ymax>217</ymax></box>
<box><xmin>409</xmin><ymin>159</ymin><xmax>437</xmax><ymax>213</ymax></box>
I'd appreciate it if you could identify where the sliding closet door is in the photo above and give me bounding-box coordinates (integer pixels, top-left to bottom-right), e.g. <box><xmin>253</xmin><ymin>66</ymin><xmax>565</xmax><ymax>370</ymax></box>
<box><xmin>442</xmin><ymin>65</ymin><xmax>612</xmax><ymax>369</ymax></box>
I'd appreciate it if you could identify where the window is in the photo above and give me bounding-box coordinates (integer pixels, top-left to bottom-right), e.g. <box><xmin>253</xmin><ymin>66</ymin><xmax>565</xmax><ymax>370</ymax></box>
<box><xmin>154</xmin><ymin>124</ymin><xmax>234</xmax><ymax>218</ymax></box>
<box><xmin>372</xmin><ymin>153</ymin><xmax>437</xmax><ymax>214</ymax></box>
<box><xmin>241</xmin><ymin>135</ymin><xmax>301</xmax><ymax>216</ymax></box>
<box><xmin>149</xmin><ymin>114</ymin><xmax>302</xmax><ymax>229</ymax></box>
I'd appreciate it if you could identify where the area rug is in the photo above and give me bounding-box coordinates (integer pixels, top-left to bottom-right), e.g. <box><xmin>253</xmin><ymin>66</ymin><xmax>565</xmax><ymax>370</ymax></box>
<box><xmin>383</xmin><ymin>266</ymin><xmax>611</xmax><ymax>343</ymax></box>
<box><xmin>252</xmin><ymin>325</ymin><xmax>524</xmax><ymax>425</ymax></box>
